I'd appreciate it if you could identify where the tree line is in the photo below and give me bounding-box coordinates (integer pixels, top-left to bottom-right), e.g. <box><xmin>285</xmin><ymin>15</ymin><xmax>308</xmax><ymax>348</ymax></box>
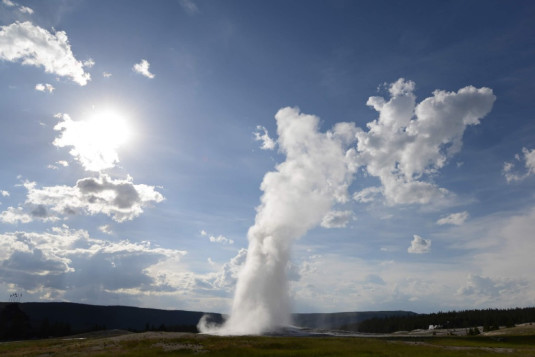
<box><xmin>355</xmin><ymin>307</ymin><xmax>535</xmax><ymax>333</ymax></box>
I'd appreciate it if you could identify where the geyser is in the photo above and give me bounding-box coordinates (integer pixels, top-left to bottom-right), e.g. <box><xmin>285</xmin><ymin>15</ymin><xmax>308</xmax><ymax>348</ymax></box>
<box><xmin>199</xmin><ymin>79</ymin><xmax>495</xmax><ymax>335</ymax></box>
<box><xmin>199</xmin><ymin>107</ymin><xmax>358</xmax><ymax>335</ymax></box>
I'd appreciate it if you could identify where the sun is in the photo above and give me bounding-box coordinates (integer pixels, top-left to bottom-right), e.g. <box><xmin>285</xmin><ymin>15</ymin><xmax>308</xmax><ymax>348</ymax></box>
<box><xmin>85</xmin><ymin>109</ymin><xmax>132</xmax><ymax>150</ymax></box>
<box><xmin>54</xmin><ymin>106</ymin><xmax>134</xmax><ymax>172</ymax></box>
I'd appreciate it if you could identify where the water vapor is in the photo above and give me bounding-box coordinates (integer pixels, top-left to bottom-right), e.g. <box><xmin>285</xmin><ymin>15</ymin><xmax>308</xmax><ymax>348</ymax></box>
<box><xmin>199</xmin><ymin>79</ymin><xmax>495</xmax><ymax>335</ymax></box>
<box><xmin>199</xmin><ymin>107</ymin><xmax>357</xmax><ymax>335</ymax></box>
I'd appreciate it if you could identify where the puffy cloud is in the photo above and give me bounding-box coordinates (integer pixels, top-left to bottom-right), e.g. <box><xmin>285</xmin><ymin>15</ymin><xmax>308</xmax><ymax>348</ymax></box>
<box><xmin>253</xmin><ymin>125</ymin><xmax>276</xmax><ymax>150</ymax></box>
<box><xmin>212</xmin><ymin>249</ymin><xmax>247</xmax><ymax>290</ymax></box>
<box><xmin>53</xmin><ymin>112</ymin><xmax>130</xmax><ymax>172</ymax></box>
<box><xmin>99</xmin><ymin>224</ymin><xmax>113</xmax><ymax>235</ymax></box>
<box><xmin>503</xmin><ymin>147</ymin><xmax>535</xmax><ymax>183</ymax></box>
<box><xmin>2</xmin><ymin>0</ymin><xmax>15</xmax><ymax>6</ymax></box>
<box><xmin>35</xmin><ymin>83</ymin><xmax>54</xmax><ymax>93</ymax></box>
<box><xmin>0</xmin><ymin>206</ymin><xmax>32</xmax><ymax>224</ymax></box>
<box><xmin>0</xmin><ymin>22</ymin><xmax>91</xmax><ymax>85</ymax></box>
<box><xmin>132</xmin><ymin>59</ymin><xmax>154</xmax><ymax>79</ymax></box>
<box><xmin>209</xmin><ymin>235</ymin><xmax>234</xmax><ymax>245</ymax></box>
<box><xmin>437</xmin><ymin>211</ymin><xmax>469</xmax><ymax>226</ymax></box>
<box><xmin>0</xmin><ymin>226</ymin><xmax>187</xmax><ymax>300</ymax></box>
<box><xmin>24</xmin><ymin>174</ymin><xmax>164</xmax><ymax>222</ymax></box>
<box><xmin>354</xmin><ymin>78</ymin><xmax>495</xmax><ymax>205</ymax></box>
<box><xmin>408</xmin><ymin>234</ymin><xmax>431</xmax><ymax>254</ymax></box>
<box><xmin>320</xmin><ymin>210</ymin><xmax>354</xmax><ymax>228</ymax></box>
<box><xmin>1</xmin><ymin>190</ymin><xmax>9</xmax><ymax>197</ymax></box>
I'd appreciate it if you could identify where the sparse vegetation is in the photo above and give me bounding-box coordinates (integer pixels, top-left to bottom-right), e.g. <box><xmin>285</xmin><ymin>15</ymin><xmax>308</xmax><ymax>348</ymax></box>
<box><xmin>1</xmin><ymin>331</ymin><xmax>535</xmax><ymax>356</ymax></box>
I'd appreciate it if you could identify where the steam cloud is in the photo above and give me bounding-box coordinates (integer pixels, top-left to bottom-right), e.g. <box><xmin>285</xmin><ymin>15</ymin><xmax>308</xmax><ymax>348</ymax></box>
<box><xmin>199</xmin><ymin>79</ymin><xmax>495</xmax><ymax>335</ymax></box>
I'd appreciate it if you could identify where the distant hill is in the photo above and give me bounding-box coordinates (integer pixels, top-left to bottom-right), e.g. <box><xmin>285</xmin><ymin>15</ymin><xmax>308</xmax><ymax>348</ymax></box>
<box><xmin>292</xmin><ymin>311</ymin><xmax>417</xmax><ymax>330</ymax></box>
<box><xmin>0</xmin><ymin>302</ymin><xmax>415</xmax><ymax>339</ymax></box>
<box><xmin>0</xmin><ymin>302</ymin><xmax>222</xmax><ymax>337</ymax></box>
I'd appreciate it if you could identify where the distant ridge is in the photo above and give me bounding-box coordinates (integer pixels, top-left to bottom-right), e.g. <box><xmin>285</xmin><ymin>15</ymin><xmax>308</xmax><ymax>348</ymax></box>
<box><xmin>292</xmin><ymin>311</ymin><xmax>417</xmax><ymax>330</ymax></box>
<box><xmin>0</xmin><ymin>302</ymin><xmax>221</xmax><ymax>334</ymax></box>
<box><xmin>0</xmin><ymin>302</ymin><xmax>416</xmax><ymax>336</ymax></box>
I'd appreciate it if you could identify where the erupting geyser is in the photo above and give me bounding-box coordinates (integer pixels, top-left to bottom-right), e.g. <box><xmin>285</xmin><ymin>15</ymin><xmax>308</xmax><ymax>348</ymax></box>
<box><xmin>199</xmin><ymin>107</ymin><xmax>359</xmax><ymax>335</ymax></box>
<box><xmin>199</xmin><ymin>79</ymin><xmax>495</xmax><ymax>335</ymax></box>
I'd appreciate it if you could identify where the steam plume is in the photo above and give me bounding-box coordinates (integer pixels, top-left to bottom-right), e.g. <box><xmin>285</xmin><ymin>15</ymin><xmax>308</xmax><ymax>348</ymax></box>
<box><xmin>199</xmin><ymin>79</ymin><xmax>495</xmax><ymax>335</ymax></box>
<box><xmin>199</xmin><ymin>107</ymin><xmax>357</xmax><ymax>334</ymax></box>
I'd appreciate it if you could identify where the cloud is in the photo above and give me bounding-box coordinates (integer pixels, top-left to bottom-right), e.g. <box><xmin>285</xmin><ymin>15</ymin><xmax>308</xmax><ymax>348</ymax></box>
<box><xmin>83</xmin><ymin>58</ymin><xmax>95</xmax><ymax>68</ymax></box>
<box><xmin>0</xmin><ymin>22</ymin><xmax>91</xmax><ymax>85</ymax></box>
<box><xmin>102</xmin><ymin>71</ymin><xmax>112</xmax><ymax>78</ymax></box>
<box><xmin>503</xmin><ymin>147</ymin><xmax>535</xmax><ymax>183</ymax></box>
<box><xmin>0</xmin><ymin>206</ymin><xmax>32</xmax><ymax>224</ymax></box>
<box><xmin>408</xmin><ymin>234</ymin><xmax>431</xmax><ymax>254</ymax></box>
<box><xmin>457</xmin><ymin>274</ymin><xmax>527</xmax><ymax>303</ymax></box>
<box><xmin>209</xmin><ymin>235</ymin><xmax>234</xmax><ymax>245</ymax></box>
<box><xmin>212</xmin><ymin>249</ymin><xmax>247</xmax><ymax>290</ymax></box>
<box><xmin>354</xmin><ymin>78</ymin><xmax>495</xmax><ymax>205</ymax></box>
<box><xmin>18</xmin><ymin>5</ymin><xmax>33</xmax><ymax>14</ymax></box>
<box><xmin>1</xmin><ymin>190</ymin><xmax>9</xmax><ymax>197</ymax></box>
<box><xmin>253</xmin><ymin>125</ymin><xmax>276</xmax><ymax>150</ymax></box>
<box><xmin>52</xmin><ymin>113</ymin><xmax>128</xmax><ymax>172</ymax></box>
<box><xmin>179</xmin><ymin>0</ymin><xmax>199</xmax><ymax>15</ymax></box>
<box><xmin>1</xmin><ymin>0</ymin><xmax>32</xmax><ymax>14</ymax></box>
<box><xmin>132</xmin><ymin>59</ymin><xmax>154</xmax><ymax>79</ymax></box>
<box><xmin>99</xmin><ymin>224</ymin><xmax>113</xmax><ymax>235</ymax></box>
<box><xmin>320</xmin><ymin>210</ymin><xmax>354</xmax><ymax>228</ymax></box>
<box><xmin>0</xmin><ymin>226</ymin><xmax>187</xmax><ymax>301</ymax></box>
<box><xmin>35</xmin><ymin>83</ymin><xmax>54</xmax><ymax>93</ymax></box>
<box><xmin>24</xmin><ymin>174</ymin><xmax>164</xmax><ymax>222</ymax></box>
<box><xmin>437</xmin><ymin>211</ymin><xmax>469</xmax><ymax>226</ymax></box>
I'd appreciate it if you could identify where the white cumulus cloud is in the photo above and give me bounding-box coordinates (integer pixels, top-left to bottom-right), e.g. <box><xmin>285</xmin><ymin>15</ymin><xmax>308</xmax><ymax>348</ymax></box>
<box><xmin>24</xmin><ymin>175</ymin><xmax>164</xmax><ymax>223</ymax></box>
<box><xmin>437</xmin><ymin>211</ymin><xmax>469</xmax><ymax>226</ymax></box>
<box><xmin>0</xmin><ymin>21</ymin><xmax>91</xmax><ymax>85</ymax></box>
<box><xmin>0</xmin><ymin>206</ymin><xmax>32</xmax><ymax>224</ymax></box>
<box><xmin>354</xmin><ymin>78</ymin><xmax>495</xmax><ymax>205</ymax></box>
<box><xmin>0</xmin><ymin>226</ymin><xmax>187</xmax><ymax>301</ymax></box>
<box><xmin>132</xmin><ymin>59</ymin><xmax>154</xmax><ymax>79</ymax></box>
<box><xmin>35</xmin><ymin>83</ymin><xmax>54</xmax><ymax>93</ymax></box>
<box><xmin>52</xmin><ymin>113</ymin><xmax>129</xmax><ymax>172</ymax></box>
<box><xmin>408</xmin><ymin>234</ymin><xmax>431</xmax><ymax>254</ymax></box>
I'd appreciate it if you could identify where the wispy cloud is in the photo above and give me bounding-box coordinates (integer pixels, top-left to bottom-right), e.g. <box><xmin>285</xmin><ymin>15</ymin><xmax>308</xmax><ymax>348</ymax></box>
<box><xmin>253</xmin><ymin>125</ymin><xmax>276</xmax><ymax>150</ymax></box>
<box><xmin>437</xmin><ymin>211</ymin><xmax>469</xmax><ymax>226</ymax></box>
<box><xmin>0</xmin><ymin>22</ymin><xmax>91</xmax><ymax>85</ymax></box>
<box><xmin>503</xmin><ymin>147</ymin><xmax>535</xmax><ymax>183</ymax></box>
<box><xmin>132</xmin><ymin>59</ymin><xmax>154</xmax><ymax>79</ymax></box>
<box><xmin>179</xmin><ymin>0</ymin><xmax>199</xmax><ymax>15</ymax></box>
<box><xmin>320</xmin><ymin>210</ymin><xmax>355</xmax><ymax>228</ymax></box>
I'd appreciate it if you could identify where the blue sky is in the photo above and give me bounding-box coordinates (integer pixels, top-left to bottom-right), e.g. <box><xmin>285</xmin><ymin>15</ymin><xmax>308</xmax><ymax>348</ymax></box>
<box><xmin>1</xmin><ymin>0</ymin><xmax>534</xmax><ymax>314</ymax></box>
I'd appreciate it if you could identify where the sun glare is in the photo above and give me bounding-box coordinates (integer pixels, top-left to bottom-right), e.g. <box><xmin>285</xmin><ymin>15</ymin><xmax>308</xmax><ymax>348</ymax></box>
<box><xmin>86</xmin><ymin>109</ymin><xmax>131</xmax><ymax>149</ymax></box>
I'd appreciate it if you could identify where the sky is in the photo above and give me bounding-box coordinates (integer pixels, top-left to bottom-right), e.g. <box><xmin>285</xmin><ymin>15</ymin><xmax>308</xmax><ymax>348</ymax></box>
<box><xmin>0</xmin><ymin>0</ymin><xmax>534</xmax><ymax>315</ymax></box>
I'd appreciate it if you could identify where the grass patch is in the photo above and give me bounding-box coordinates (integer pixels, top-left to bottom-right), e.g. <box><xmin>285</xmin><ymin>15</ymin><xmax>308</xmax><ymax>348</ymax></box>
<box><xmin>1</xmin><ymin>332</ymin><xmax>535</xmax><ymax>356</ymax></box>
